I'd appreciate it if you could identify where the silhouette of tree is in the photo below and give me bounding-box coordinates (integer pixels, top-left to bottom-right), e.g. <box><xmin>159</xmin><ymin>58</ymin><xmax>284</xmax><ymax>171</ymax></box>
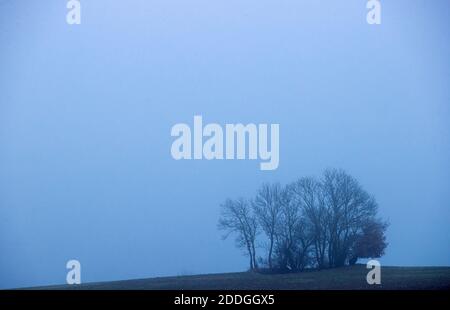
<box><xmin>218</xmin><ymin>198</ymin><xmax>259</xmax><ymax>270</ymax></box>
<box><xmin>218</xmin><ymin>168</ymin><xmax>388</xmax><ymax>272</ymax></box>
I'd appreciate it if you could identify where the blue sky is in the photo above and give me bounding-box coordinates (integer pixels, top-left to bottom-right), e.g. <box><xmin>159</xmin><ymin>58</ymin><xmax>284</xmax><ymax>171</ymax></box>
<box><xmin>0</xmin><ymin>0</ymin><xmax>449</xmax><ymax>289</ymax></box>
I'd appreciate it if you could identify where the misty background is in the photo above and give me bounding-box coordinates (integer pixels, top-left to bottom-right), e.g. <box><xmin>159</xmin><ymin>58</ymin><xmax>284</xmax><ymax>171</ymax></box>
<box><xmin>0</xmin><ymin>0</ymin><xmax>449</xmax><ymax>289</ymax></box>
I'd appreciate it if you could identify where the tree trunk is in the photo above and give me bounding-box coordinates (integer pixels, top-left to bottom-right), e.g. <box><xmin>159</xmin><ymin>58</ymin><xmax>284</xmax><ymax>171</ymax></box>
<box><xmin>252</xmin><ymin>243</ymin><xmax>258</xmax><ymax>269</ymax></box>
<box><xmin>268</xmin><ymin>235</ymin><xmax>274</xmax><ymax>269</ymax></box>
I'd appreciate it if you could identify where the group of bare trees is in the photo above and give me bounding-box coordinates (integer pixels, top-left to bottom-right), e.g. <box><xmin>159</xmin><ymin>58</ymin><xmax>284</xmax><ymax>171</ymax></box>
<box><xmin>218</xmin><ymin>168</ymin><xmax>388</xmax><ymax>272</ymax></box>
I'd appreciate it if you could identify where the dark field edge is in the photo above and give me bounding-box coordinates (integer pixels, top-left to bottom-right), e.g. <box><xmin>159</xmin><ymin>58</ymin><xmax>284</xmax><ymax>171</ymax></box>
<box><xmin>0</xmin><ymin>290</ymin><xmax>449</xmax><ymax>308</ymax></box>
<box><xmin>17</xmin><ymin>265</ymin><xmax>450</xmax><ymax>290</ymax></box>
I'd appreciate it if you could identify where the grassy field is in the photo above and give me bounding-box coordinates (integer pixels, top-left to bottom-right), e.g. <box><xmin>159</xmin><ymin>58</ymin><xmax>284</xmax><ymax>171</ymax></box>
<box><xmin>37</xmin><ymin>265</ymin><xmax>450</xmax><ymax>290</ymax></box>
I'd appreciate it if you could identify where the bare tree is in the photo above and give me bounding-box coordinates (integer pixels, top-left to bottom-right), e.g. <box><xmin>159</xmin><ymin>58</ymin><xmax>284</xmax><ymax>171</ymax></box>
<box><xmin>291</xmin><ymin>177</ymin><xmax>328</xmax><ymax>269</ymax></box>
<box><xmin>273</xmin><ymin>186</ymin><xmax>298</xmax><ymax>271</ymax></box>
<box><xmin>321</xmin><ymin>168</ymin><xmax>378</xmax><ymax>267</ymax></box>
<box><xmin>218</xmin><ymin>168</ymin><xmax>388</xmax><ymax>272</ymax></box>
<box><xmin>253</xmin><ymin>183</ymin><xmax>283</xmax><ymax>269</ymax></box>
<box><xmin>273</xmin><ymin>185</ymin><xmax>314</xmax><ymax>271</ymax></box>
<box><xmin>218</xmin><ymin>198</ymin><xmax>259</xmax><ymax>270</ymax></box>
